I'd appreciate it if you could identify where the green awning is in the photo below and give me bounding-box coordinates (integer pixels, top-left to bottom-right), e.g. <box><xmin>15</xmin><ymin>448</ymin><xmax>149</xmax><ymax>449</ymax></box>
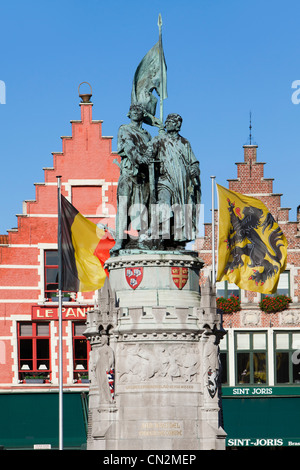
<box><xmin>2</xmin><ymin>390</ymin><xmax>299</xmax><ymax>449</ymax></box>
<box><xmin>0</xmin><ymin>392</ymin><xmax>87</xmax><ymax>449</ymax></box>
<box><xmin>222</xmin><ymin>396</ymin><xmax>300</xmax><ymax>447</ymax></box>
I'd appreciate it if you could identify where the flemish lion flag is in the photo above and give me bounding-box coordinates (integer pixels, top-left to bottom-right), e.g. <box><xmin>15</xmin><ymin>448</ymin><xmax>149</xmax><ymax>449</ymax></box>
<box><xmin>216</xmin><ymin>185</ymin><xmax>287</xmax><ymax>294</ymax></box>
<box><xmin>61</xmin><ymin>196</ymin><xmax>115</xmax><ymax>292</ymax></box>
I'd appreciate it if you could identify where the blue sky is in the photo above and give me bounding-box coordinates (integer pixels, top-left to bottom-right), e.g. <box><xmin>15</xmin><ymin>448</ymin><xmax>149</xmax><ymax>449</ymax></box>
<box><xmin>1</xmin><ymin>0</ymin><xmax>300</xmax><ymax>235</ymax></box>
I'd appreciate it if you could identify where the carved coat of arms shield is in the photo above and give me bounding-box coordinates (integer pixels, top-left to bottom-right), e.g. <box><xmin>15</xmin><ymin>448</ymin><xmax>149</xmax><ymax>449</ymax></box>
<box><xmin>171</xmin><ymin>267</ymin><xmax>189</xmax><ymax>289</ymax></box>
<box><xmin>125</xmin><ymin>266</ymin><xmax>144</xmax><ymax>289</ymax></box>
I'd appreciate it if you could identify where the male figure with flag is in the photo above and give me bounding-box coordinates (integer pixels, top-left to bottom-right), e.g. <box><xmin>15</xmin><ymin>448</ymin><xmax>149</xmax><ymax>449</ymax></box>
<box><xmin>216</xmin><ymin>184</ymin><xmax>288</xmax><ymax>294</ymax></box>
<box><xmin>111</xmin><ymin>14</ymin><xmax>169</xmax><ymax>254</ymax></box>
<box><xmin>110</xmin><ymin>103</ymin><xmax>152</xmax><ymax>255</ymax></box>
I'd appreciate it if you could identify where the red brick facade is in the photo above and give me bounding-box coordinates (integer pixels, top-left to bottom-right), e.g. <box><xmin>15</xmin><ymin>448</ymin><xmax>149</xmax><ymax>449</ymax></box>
<box><xmin>195</xmin><ymin>144</ymin><xmax>300</xmax><ymax>329</ymax></box>
<box><xmin>0</xmin><ymin>98</ymin><xmax>119</xmax><ymax>389</ymax></box>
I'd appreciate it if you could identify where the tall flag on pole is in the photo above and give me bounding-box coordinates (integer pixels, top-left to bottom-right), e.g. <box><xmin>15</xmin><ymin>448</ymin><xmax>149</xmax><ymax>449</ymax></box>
<box><xmin>216</xmin><ymin>184</ymin><xmax>288</xmax><ymax>294</ymax></box>
<box><xmin>61</xmin><ymin>195</ymin><xmax>115</xmax><ymax>292</ymax></box>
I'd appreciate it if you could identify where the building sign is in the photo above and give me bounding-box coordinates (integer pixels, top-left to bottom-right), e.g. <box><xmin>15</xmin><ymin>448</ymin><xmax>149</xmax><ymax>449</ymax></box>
<box><xmin>223</xmin><ymin>386</ymin><xmax>300</xmax><ymax>447</ymax></box>
<box><xmin>222</xmin><ymin>386</ymin><xmax>300</xmax><ymax>397</ymax></box>
<box><xmin>32</xmin><ymin>305</ymin><xmax>93</xmax><ymax>320</ymax></box>
<box><xmin>227</xmin><ymin>438</ymin><xmax>300</xmax><ymax>447</ymax></box>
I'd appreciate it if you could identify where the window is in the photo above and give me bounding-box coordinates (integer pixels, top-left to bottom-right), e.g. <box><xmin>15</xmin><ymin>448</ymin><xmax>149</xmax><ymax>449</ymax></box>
<box><xmin>261</xmin><ymin>271</ymin><xmax>290</xmax><ymax>299</ymax></box>
<box><xmin>44</xmin><ymin>250</ymin><xmax>72</xmax><ymax>301</ymax></box>
<box><xmin>276</xmin><ymin>271</ymin><xmax>290</xmax><ymax>296</ymax></box>
<box><xmin>217</xmin><ymin>280</ymin><xmax>240</xmax><ymax>299</ymax></box>
<box><xmin>219</xmin><ymin>335</ymin><xmax>228</xmax><ymax>385</ymax></box>
<box><xmin>275</xmin><ymin>331</ymin><xmax>300</xmax><ymax>384</ymax></box>
<box><xmin>73</xmin><ymin>322</ymin><xmax>90</xmax><ymax>382</ymax></box>
<box><xmin>18</xmin><ymin>322</ymin><xmax>50</xmax><ymax>382</ymax></box>
<box><xmin>235</xmin><ymin>332</ymin><xmax>267</xmax><ymax>385</ymax></box>
<box><xmin>44</xmin><ymin>250</ymin><xmax>59</xmax><ymax>300</ymax></box>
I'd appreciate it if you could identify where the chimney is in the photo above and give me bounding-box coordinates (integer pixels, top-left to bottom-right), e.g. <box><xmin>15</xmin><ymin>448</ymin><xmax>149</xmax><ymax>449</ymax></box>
<box><xmin>78</xmin><ymin>81</ymin><xmax>93</xmax><ymax>123</ymax></box>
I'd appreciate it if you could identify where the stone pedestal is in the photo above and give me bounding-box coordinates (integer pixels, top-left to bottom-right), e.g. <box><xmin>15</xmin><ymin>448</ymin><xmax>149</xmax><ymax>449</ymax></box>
<box><xmin>84</xmin><ymin>250</ymin><xmax>226</xmax><ymax>450</ymax></box>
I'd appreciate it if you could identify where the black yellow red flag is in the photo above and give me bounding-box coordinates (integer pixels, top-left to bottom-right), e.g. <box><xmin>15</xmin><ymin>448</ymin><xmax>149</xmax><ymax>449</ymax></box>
<box><xmin>61</xmin><ymin>195</ymin><xmax>115</xmax><ymax>292</ymax></box>
<box><xmin>216</xmin><ymin>185</ymin><xmax>287</xmax><ymax>294</ymax></box>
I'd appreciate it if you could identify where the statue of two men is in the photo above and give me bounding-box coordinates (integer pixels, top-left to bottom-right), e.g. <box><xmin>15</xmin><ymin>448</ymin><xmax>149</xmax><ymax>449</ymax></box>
<box><xmin>111</xmin><ymin>105</ymin><xmax>201</xmax><ymax>254</ymax></box>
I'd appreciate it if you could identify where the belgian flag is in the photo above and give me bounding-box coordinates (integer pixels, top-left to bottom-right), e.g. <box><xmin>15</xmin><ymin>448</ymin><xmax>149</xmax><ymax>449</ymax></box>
<box><xmin>61</xmin><ymin>195</ymin><xmax>115</xmax><ymax>292</ymax></box>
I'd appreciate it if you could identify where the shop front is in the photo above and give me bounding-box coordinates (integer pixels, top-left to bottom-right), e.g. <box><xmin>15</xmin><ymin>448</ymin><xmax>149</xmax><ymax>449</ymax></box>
<box><xmin>0</xmin><ymin>391</ymin><xmax>88</xmax><ymax>449</ymax></box>
<box><xmin>222</xmin><ymin>386</ymin><xmax>300</xmax><ymax>448</ymax></box>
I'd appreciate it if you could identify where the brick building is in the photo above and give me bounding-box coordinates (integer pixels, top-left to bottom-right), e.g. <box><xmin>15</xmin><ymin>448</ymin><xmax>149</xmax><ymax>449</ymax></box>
<box><xmin>195</xmin><ymin>143</ymin><xmax>300</xmax><ymax>447</ymax></box>
<box><xmin>0</xmin><ymin>93</ymin><xmax>119</xmax><ymax>449</ymax></box>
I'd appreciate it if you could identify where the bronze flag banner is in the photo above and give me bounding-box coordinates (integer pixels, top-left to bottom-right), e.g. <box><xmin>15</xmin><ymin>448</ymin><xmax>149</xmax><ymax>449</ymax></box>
<box><xmin>131</xmin><ymin>40</ymin><xmax>167</xmax><ymax>123</ymax></box>
<box><xmin>216</xmin><ymin>184</ymin><xmax>288</xmax><ymax>294</ymax></box>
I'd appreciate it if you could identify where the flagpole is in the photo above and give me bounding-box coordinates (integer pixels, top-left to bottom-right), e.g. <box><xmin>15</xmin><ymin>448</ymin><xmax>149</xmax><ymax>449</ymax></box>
<box><xmin>158</xmin><ymin>13</ymin><xmax>164</xmax><ymax>126</ymax></box>
<box><xmin>57</xmin><ymin>175</ymin><xmax>63</xmax><ymax>450</ymax></box>
<box><xmin>211</xmin><ymin>176</ymin><xmax>216</xmax><ymax>285</ymax></box>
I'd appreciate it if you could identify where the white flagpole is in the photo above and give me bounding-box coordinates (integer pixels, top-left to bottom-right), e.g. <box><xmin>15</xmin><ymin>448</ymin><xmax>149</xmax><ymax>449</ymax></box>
<box><xmin>211</xmin><ymin>176</ymin><xmax>216</xmax><ymax>285</ymax></box>
<box><xmin>158</xmin><ymin>13</ymin><xmax>164</xmax><ymax>126</ymax></box>
<box><xmin>57</xmin><ymin>175</ymin><xmax>63</xmax><ymax>450</ymax></box>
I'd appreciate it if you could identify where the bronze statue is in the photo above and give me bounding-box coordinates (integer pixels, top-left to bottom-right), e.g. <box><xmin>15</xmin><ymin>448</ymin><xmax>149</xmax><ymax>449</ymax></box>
<box><xmin>111</xmin><ymin>15</ymin><xmax>201</xmax><ymax>254</ymax></box>
<box><xmin>145</xmin><ymin>113</ymin><xmax>201</xmax><ymax>248</ymax></box>
<box><xmin>111</xmin><ymin>104</ymin><xmax>151</xmax><ymax>254</ymax></box>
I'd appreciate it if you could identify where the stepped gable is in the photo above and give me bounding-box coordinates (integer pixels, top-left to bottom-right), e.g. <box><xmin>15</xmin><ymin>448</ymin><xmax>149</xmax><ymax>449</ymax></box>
<box><xmin>4</xmin><ymin>98</ymin><xmax>120</xmax><ymax>246</ymax></box>
<box><xmin>0</xmin><ymin>94</ymin><xmax>120</xmax><ymax>308</ymax></box>
<box><xmin>227</xmin><ymin>145</ymin><xmax>299</xmax><ymax>246</ymax></box>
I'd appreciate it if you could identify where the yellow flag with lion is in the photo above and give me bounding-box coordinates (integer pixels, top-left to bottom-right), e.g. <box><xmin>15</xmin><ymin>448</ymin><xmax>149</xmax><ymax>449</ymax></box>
<box><xmin>216</xmin><ymin>185</ymin><xmax>287</xmax><ymax>294</ymax></box>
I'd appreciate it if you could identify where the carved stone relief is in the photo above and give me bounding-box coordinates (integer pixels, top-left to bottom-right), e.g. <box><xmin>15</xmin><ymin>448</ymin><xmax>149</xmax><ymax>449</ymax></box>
<box><xmin>279</xmin><ymin>310</ymin><xmax>300</xmax><ymax>326</ymax></box>
<box><xmin>118</xmin><ymin>342</ymin><xmax>199</xmax><ymax>384</ymax></box>
<box><xmin>241</xmin><ymin>310</ymin><xmax>261</xmax><ymax>326</ymax></box>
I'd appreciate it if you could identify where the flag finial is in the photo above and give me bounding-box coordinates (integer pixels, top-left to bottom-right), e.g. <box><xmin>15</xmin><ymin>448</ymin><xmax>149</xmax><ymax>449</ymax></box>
<box><xmin>158</xmin><ymin>13</ymin><xmax>162</xmax><ymax>28</ymax></box>
<box><xmin>245</xmin><ymin>111</ymin><xmax>257</xmax><ymax>146</ymax></box>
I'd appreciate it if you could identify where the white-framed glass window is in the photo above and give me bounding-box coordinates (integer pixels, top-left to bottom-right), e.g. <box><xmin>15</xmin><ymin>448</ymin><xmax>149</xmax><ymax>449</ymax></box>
<box><xmin>216</xmin><ymin>280</ymin><xmax>240</xmax><ymax>299</ymax></box>
<box><xmin>274</xmin><ymin>331</ymin><xmax>300</xmax><ymax>384</ymax></box>
<box><xmin>235</xmin><ymin>331</ymin><xmax>268</xmax><ymax>385</ymax></box>
<box><xmin>44</xmin><ymin>249</ymin><xmax>74</xmax><ymax>301</ymax></box>
<box><xmin>73</xmin><ymin>322</ymin><xmax>90</xmax><ymax>383</ymax></box>
<box><xmin>219</xmin><ymin>334</ymin><xmax>228</xmax><ymax>385</ymax></box>
<box><xmin>18</xmin><ymin>322</ymin><xmax>51</xmax><ymax>383</ymax></box>
<box><xmin>261</xmin><ymin>271</ymin><xmax>290</xmax><ymax>299</ymax></box>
